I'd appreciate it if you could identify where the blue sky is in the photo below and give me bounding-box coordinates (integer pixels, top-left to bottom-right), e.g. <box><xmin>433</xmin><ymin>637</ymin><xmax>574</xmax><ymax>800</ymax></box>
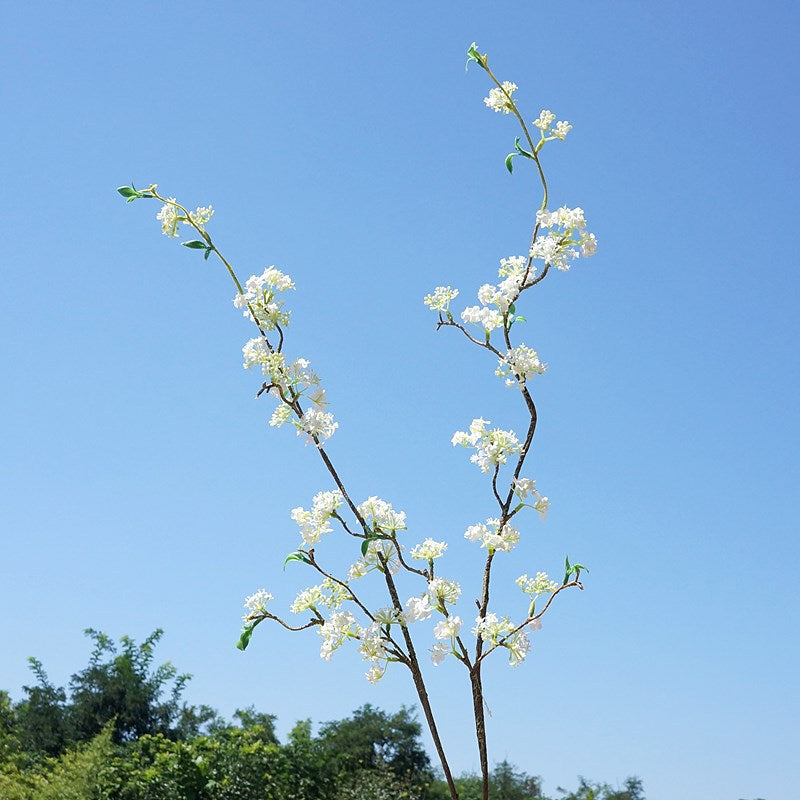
<box><xmin>1</xmin><ymin>2</ymin><xmax>798</xmax><ymax>799</ymax></box>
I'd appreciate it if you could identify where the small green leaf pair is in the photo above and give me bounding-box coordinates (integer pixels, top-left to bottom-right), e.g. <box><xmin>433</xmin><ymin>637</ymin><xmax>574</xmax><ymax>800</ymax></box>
<box><xmin>182</xmin><ymin>240</ymin><xmax>214</xmax><ymax>260</ymax></box>
<box><xmin>465</xmin><ymin>42</ymin><xmax>487</xmax><ymax>72</ymax></box>
<box><xmin>116</xmin><ymin>184</ymin><xmax>154</xmax><ymax>203</ymax></box>
<box><xmin>563</xmin><ymin>555</ymin><xmax>588</xmax><ymax>585</ymax></box>
<box><xmin>505</xmin><ymin>138</ymin><xmax>534</xmax><ymax>174</ymax></box>
<box><xmin>361</xmin><ymin>532</ymin><xmax>392</xmax><ymax>557</ymax></box>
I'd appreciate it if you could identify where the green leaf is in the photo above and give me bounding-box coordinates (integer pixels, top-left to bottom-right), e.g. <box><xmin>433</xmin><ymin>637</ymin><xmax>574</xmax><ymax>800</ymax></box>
<box><xmin>508</xmin><ymin>303</ymin><xmax>516</xmax><ymax>315</ymax></box>
<box><xmin>465</xmin><ymin>42</ymin><xmax>485</xmax><ymax>71</ymax></box>
<box><xmin>505</xmin><ymin>153</ymin><xmax>516</xmax><ymax>174</ymax></box>
<box><xmin>117</xmin><ymin>186</ymin><xmax>138</xmax><ymax>198</ymax></box>
<box><xmin>513</xmin><ymin>137</ymin><xmax>534</xmax><ymax>159</ymax></box>
<box><xmin>203</xmin><ymin>247</ymin><xmax>212</xmax><ymax>261</ymax></box>
<box><xmin>514</xmin><ymin>315</ymin><xmax>527</xmax><ymax>323</ymax></box>
<box><xmin>236</xmin><ymin>618</ymin><xmax>263</xmax><ymax>651</ymax></box>
<box><xmin>182</xmin><ymin>240</ymin><xmax>207</xmax><ymax>249</ymax></box>
<box><xmin>283</xmin><ymin>551</ymin><xmax>311</xmax><ymax>570</ymax></box>
<box><xmin>528</xmin><ymin>599</ymin><xmax>536</xmax><ymax>618</ymax></box>
<box><xmin>361</xmin><ymin>539</ymin><xmax>371</xmax><ymax>557</ymax></box>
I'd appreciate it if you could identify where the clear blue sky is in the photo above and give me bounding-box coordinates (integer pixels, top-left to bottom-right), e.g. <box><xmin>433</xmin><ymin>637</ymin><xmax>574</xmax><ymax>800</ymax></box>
<box><xmin>1</xmin><ymin>3</ymin><xmax>798</xmax><ymax>799</ymax></box>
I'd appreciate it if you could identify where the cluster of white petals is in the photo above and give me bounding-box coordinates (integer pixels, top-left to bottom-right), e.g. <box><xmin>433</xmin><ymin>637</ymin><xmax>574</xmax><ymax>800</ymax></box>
<box><xmin>532</xmin><ymin>109</ymin><xmax>571</xmax><ymax>141</ymax></box>
<box><xmin>296</xmin><ymin>407</ymin><xmax>338</xmax><ymax>445</ymax></box>
<box><xmin>496</xmin><ymin>344</ymin><xmax>547</xmax><ymax>387</ymax></box>
<box><xmin>430</xmin><ymin>642</ymin><xmax>450</xmax><ymax>666</ymax></box>
<box><xmin>484</xmin><ymin>81</ymin><xmax>518</xmax><ymax>114</ymax></box>
<box><xmin>424</xmin><ymin>286</ymin><xmax>459</xmax><ymax>312</ymax></box>
<box><xmin>428</xmin><ymin>577</ymin><xmax>462</xmax><ymax>608</ymax></box>
<box><xmin>188</xmin><ymin>205</ymin><xmax>214</xmax><ymax>229</ymax></box>
<box><xmin>461</xmin><ymin>305</ymin><xmax>504</xmax><ymax>333</ymax></box>
<box><xmin>234</xmin><ymin>267</ymin><xmax>295</xmax><ymax>330</ymax></box>
<box><xmin>290</xmin><ymin>490</ymin><xmax>343</xmax><ymax>546</ymax></box>
<box><xmin>433</xmin><ymin>615</ymin><xmax>462</xmax><ymax>640</ymax></box>
<box><xmin>404</xmin><ymin>595</ymin><xmax>433</xmax><ymax>622</ymax></box>
<box><xmin>291</xmin><ymin>580</ymin><xmax>349</xmax><ymax>615</ymax></box>
<box><xmin>348</xmin><ymin>539</ymin><xmax>401</xmax><ymax>580</ymax></box>
<box><xmin>318</xmin><ymin>610</ymin><xmax>359</xmax><ymax>661</ymax></box>
<box><xmin>464</xmin><ymin>518</ymin><xmax>520</xmax><ymax>553</ymax></box>
<box><xmin>156</xmin><ymin>201</ymin><xmax>180</xmax><ymax>237</ymax></box>
<box><xmin>516</xmin><ymin>572</ymin><xmax>559</xmax><ymax>596</ymax></box>
<box><xmin>358</xmin><ymin>496</ymin><xmax>407</xmax><ymax>533</ymax></box>
<box><xmin>512</xmin><ymin>477</ymin><xmax>550</xmax><ymax>518</ymax></box>
<box><xmin>452</xmin><ymin>418</ymin><xmax>522</xmax><ymax>473</ymax></box>
<box><xmin>531</xmin><ymin>206</ymin><xmax>597</xmax><ymax>271</ymax></box>
<box><xmin>473</xmin><ymin>612</ymin><xmax>515</xmax><ymax>644</ymax></box>
<box><xmin>498</xmin><ymin>255</ymin><xmax>529</xmax><ymax>278</ymax></box>
<box><xmin>242</xmin><ymin>589</ymin><xmax>272</xmax><ymax>620</ymax></box>
<box><xmin>410</xmin><ymin>538</ymin><xmax>447</xmax><ymax>561</ymax></box>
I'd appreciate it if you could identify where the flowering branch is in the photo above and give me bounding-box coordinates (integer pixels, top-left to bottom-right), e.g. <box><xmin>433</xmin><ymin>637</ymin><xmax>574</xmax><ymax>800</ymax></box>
<box><xmin>118</xmin><ymin>41</ymin><xmax>596</xmax><ymax>800</ymax></box>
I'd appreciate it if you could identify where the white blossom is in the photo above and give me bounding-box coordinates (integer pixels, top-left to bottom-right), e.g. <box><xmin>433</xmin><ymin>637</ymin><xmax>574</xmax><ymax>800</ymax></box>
<box><xmin>365</xmin><ymin>664</ymin><xmax>386</xmax><ymax>684</ymax></box>
<box><xmin>506</xmin><ymin>631</ymin><xmax>531</xmax><ymax>666</ymax></box>
<box><xmin>516</xmin><ymin>573</ymin><xmax>559</xmax><ymax>596</ymax></box>
<box><xmin>531</xmin><ymin>207</ymin><xmax>596</xmax><ymax>271</ymax></box>
<box><xmin>358</xmin><ymin>497</ymin><xmax>407</xmax><ymax>532</ymax></box>
<box><xmin>452</xmin><ymin>419</ymin><xmax>521</xmax><ymax>473</ymax></box>
<box><xmin>553</xmin><ymin>120</ymin><xmax>572</xmax><ymax>140</ymax></box>
<box><xmin>433</xmin><ymin>616</ymin><xmax>462</xmax><ymax>640</ymax></box>
<box><xmin>430</xmin><ymin>642</ymin><xmax>449</xmax><ymax>666</ymax></box>
<box><xmin>484</xmin><ymin>81</ymin><xmax>518</xmax><ymax>114</ymax></box>
<box><xmin>290</xmin><ymin>490</ymin><xmax>343</xmax><ymax>546</ymax></box>
<box><xmin>294</xmin><ymin>407</ymin><xmax>338</xmax><ymax>445</ymax></box>
<box><xmin>156</xmin><ymin>201</ymin><xmax>180</xmax><ymax>237</ymax></box>
<box><xmin>461</xmin><ymin>305</ymin><xmax>504</xmax><ymax>333</ymax></box>
<box><xmin>496</xmin><ymin>344</ymin><xmax>547</xmax><ymax>387</ymax></box>
<box><xmin>428</xmin><ymin>578</ymin><xmax>462</xmax><ymax>608</ymax></box>
<box><xmin>269</xmin><ymin>405</ymin><xmax>292</xmax><ymax>427</ymax></box>
<box><xmin>473</xmin><ymin>612</ymin><xmax>515</xmax><ymax>644</ymax></box>
<box><xmin>243</xmin><ymin>589</ymin><xmax>272</xmax><ymax>619</ymax></box>
<box><xmin>512</xmin><ymin>478</ymin><xmax>550</xmax><ymax>518</ymax></box>
<box><xmin>464</xmin><ymin>518</ymin><xmax>520</xmax><ymax>553</ymax></box>
<box><xmin>533</xmin><ymin>109</ymin><xmax>557</xmax><ymax>131</ymax></box>
<box><xmin>291</xmin><ymin>586</ymin><xmax>326</xmax><ymax>614</ymax></box>
<box><xmin>233</xmin><ymin>266</ymin><xmax>295</xmax><ymax>330</ymax></box>
<box><xmin>410</xmin><ymin>539</ymin><xmax>448</xmax><ymax>561</ymax></box>
<box><xmin>424</xmin><ymin>286</ymin><xmax>459</xmax><ymax>312</ymax></box>
<box><xmin>404</xmin><ymin>595</ymin><xmax>433</xmax><ymax>623</ymax></box>
<box><xmin>188</xmin><ymin>205</ymin><xmax>214</xmax><ymax>229</ymax></box>
<box><xmin>318</xmin><ymin>610</ymin><xmax>359</xmax><ymax>661</ymax></box>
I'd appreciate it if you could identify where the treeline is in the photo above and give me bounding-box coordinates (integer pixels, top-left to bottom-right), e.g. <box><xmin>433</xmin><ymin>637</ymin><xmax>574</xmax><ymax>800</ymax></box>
<box><xmin>0</xmin><ymin>629</ymin><xmax>644</xmax><ymax>800</ymax></box>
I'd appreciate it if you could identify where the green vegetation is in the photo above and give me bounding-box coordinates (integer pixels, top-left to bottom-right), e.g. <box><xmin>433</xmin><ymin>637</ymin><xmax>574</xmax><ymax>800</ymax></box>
<box><xmin>0</xmin><ymin>630</ymin><xmax>644</xmax><ymax>799</ymax></box>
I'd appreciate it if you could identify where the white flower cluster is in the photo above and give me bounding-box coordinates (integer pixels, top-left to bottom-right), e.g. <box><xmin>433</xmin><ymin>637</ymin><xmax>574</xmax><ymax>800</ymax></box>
<box><xmin>423</xmin><ymin>286</ymin><xmax>459</xmax><ymax>313</ymax></box>
<box><xmin>290</xmin><ymin>578</ymin><xmax>351</xmax><ymax>614</ymax></box>
<box><xmin>452</xmin><ymin>418</ymin><xmax>522</xmax><ymax>473</ymax></box>
<box><xmin>532</xmin><ymin>109</ymin><xmax>572</xmax><ymax>140</ymax></box>
<box><xmin>156</xmin><ymin>200</ymin><xmax>181</xmax><ymax>237</ymax></box>
<box><xmin>461</xmin><ymin>270</ymin><xmax>523</xmax><ymax>333</ymax></box>
<box><xmin>348</xmin><ymin>539</ymin><xmax>401</xmax><ymax>580</ymax></box>
<box><xmin>296</xmin><ymin>407</ymin><xmax>338</xmax><ymax>445</ymax></box>
<box><xmin>188</xmin><ymin>205</ymin><xmax>214</xmax><ymax>229</ymax></box>
<box><xmin>242</xmin><ymin>589</ymin><xmax>272</xmax><ymax>620</ymax></box>
<box><xmin>516</xmin><ymin>572</ymin><xmax>558</xmax><ymax>597</ymax></box>
<box><xmin>290</xmin><ymin>490</ymin><xmax>344</xmax><ymax>546</ymax></box>
<box><xmin>496</xmin><ymin>344</ymin><xmax>547</xmax><ymax>387</ymax></box>
<box><xmin>484</xmin><ymin>81</ymin><xmax>518</xmax><ymax>114</ymax></box>
<box><xmin>531</xmin><ymin>206</ymin><xmax>597</xmax><ymax>271</ymax></box>
<box><xmin>233</xmin><ymin>267</ymin><xmax>295</xmax><ymax>330</ymax></box>
<box><xmin>512</xmin><ymin>477</ymin><xmax>550</xmax><ymax>519</ymax></box>
<box><xmin>430</xmin><ymin>615</ymin><xmax>462</xmax><ymax>666</ymax></box>
<box><xmin>464</xmin><ymin>518</ymin><xmax>520</xmax><ymax>553</ymax></box>
<box><xmin>410</xmin><ymin>538</ymin><xmax>447</xmax><ymax>561</ymax></box>
<box><xmin>358</xmin><ymin>496</ymin><xmax>407</xmax><ymax>533</ymax></box>
<box><xmin>318</xmin><ymin>610</ymin><xmax>359</xmax><ymax>661</ymax></box>
<box><xmin>473</xmin><ymin>613</ymin><xmax>537</xmax><ymax>667</ymax></box>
